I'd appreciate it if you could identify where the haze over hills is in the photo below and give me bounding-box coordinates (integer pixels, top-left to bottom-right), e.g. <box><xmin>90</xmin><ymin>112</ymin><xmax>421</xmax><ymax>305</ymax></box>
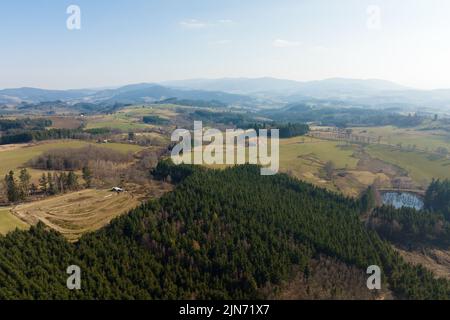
<box><xmin>162</xmin><ymin>77</ymin><xmax>304</xmax><ymax>95</ymax></box>
<box><xmin>163</xmin><ymin>77</ymin><xmax>411</xmax><ymax>96</ymax></box>
<box><xmin>0</xmin><ymin>87</ymin><xmax>94</xmax><ymax>104</ymax></box>
<box><xmin>1</xmin><ymin>78</ymin><xmax>450</xmax><ymax>111</ymax></box>
<box><xmin>158</xmin><ymin>78</ymin><xmax>450</xmax><ymax>111</ymax></box>
<box><xmin>0</xmin><ymin>83</ymin><xmax>253</xmax><ymax>106</ymax></box>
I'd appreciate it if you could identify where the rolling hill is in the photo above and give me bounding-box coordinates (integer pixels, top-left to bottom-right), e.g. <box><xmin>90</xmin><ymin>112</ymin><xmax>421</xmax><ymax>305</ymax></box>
<box><xmin>3</xmin><ymin>79</ymin><xmax>450</xmax><ymax>112</ymax></box>
<box><xmin>0</xmin><ymin>83</ymin><xmax>253</xmax><ymax>107</ymax></box>
<box><xmin>163</xmin><ymin>77</ymin><xmax>409</xmax><ymax>96</ymax></box>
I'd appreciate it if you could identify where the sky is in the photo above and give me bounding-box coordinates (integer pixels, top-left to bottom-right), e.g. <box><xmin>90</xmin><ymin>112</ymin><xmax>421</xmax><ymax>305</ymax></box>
<box><xmin>1</xmin><ymin>0</ymin><xmax>450</xmax><ymax>90</ymax></box>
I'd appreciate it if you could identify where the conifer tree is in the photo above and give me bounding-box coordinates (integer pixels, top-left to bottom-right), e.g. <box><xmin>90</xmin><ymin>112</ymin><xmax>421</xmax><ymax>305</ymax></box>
<box><xmin>39</xmin><ymin>173</ymin><xmax>48</xmax><ymax>194</ymax></box>
<box><xmin>18</xmin><ymin>168</ymin><xmax>31</xmax><ymax>199</ymax></box>
<box><xmin>82</xmin><ymin>166</ymin><xmax>93</xmax><ymax>188</ymax></box>
<box><xmin>4</xmin><ymin>171</ymin><xmax>20</xmax><ymax>202</ymax></box>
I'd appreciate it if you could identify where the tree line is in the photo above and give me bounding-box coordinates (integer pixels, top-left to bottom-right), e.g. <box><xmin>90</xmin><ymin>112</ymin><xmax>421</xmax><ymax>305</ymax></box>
<box><xmin>0</xmin><ymin>129</ymin><xmax>82</xmax><ymax>145</ymax></box>
<box><xmin>424</xmin><ymin>179</ymin><xmax>450</xmax><ymax>221</ymax></box>
<box><xmin>368</xmin><ymin>206</ymin><xmax>450</xmax><ymax>248</ymax></box>
<box><xmin>3</xmin><ymin>168</ymin><xmax>92</xmax><ymax>203</ymax></box>
<box><xmin>0</xmin><ymin>128</ymin><xmax>117</xmax><ymax>145</ymax></box>
<box><xmin>0</xmin><ymin>118</ymin><xmax>52</xmax><ymax>131</ymax></box>
<box><xmin>143</xmin><ymin>115</ymin><xmax>170</xmax><ymax>125</ymax></box>
<box><xmin>245</xmin><ymin>122</ymin><xmax>310</xmax><ymax>138</ymax></box>
<box><xmin>265</xmin><ymin>105</ymin><xmax>427</xmax><ymax>128</ymax></box>
<box><xmin>28</xmin><ymin>146</ymin><xmax>133</xmax><ymax>171</ymax></box>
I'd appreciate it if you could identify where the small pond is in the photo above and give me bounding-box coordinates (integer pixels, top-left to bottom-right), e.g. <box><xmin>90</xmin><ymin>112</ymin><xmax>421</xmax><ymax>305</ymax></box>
<box><xmin>381</xmin><ymin>192</ymin><xmax>424</xmax><ymax>210</ymax></box>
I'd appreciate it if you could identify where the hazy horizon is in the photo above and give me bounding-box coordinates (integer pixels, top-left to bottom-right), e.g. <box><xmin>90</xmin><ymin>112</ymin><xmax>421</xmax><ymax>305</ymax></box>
<box><xmin>0</xmin><ymin>76</ymin><xmax>419</xmax><ymax>92</ymax></box>
<box><xmin>1</xmin><ymin>0</ymin><xmax>450</xmax><ymax>90</ymax></box>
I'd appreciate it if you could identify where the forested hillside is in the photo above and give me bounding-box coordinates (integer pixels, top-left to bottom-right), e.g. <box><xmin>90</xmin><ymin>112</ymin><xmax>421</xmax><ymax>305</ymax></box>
<box><xmin>368</xmin><ymin>206</ymin><xmax>450</xmax><ymax>248</ymax></box>
<box><xmin>0</xmin><ymin>165</ymin><xmax>448</xmax><ymax>299</ymax></box>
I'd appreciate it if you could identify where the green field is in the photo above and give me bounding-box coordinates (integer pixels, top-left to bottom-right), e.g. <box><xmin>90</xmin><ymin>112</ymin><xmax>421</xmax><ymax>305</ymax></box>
<box><xmin>117</xmin><ymin>104</ymin><xmax>179</xmax><ymax>119</ymax></box>
<box><xmin>366</xmin><ymin>144</ymin><xmax>450</xmax><ymax>187</ymax></box>
<box><xmin>279</xmin><ymin>133</ymin><xmax>450</xmax><ymax>194</ymax></box>
<box><xmin>0</xmin><ymin>140</ymin><xmax>144</xmax><ymax>178</ymax></box>
<box><xmin>183</xmin><ymin>136</ymin><xmax>360</xmax><ymax>193</ymax></box>
<box><xmin>0</xmin><ymin>208</ymin><xmax>28</xmax><ymax>235</ymax></box>
<box><xmin>353</xmin><ymin>126</ymin><xmax>450</xmax><ymax>152</ymax></box>
<box><xmin>85</xmin><ymin>114</ymin><xmax>153</xmax><ymax>131</ymax></box>
<box><xmin>279</xmin><ymin>137</ymin><xmax>359</xmax><ymax>189</ymax></box>
<box><xmin>280</xmin><ymin>136</ymin><xmax>359</xmax><ymax>170</ymax></box>
<box><xmin>86</xmin><ymin>104</ymin><xmax>179</xmax><ymax>131</ymax></box>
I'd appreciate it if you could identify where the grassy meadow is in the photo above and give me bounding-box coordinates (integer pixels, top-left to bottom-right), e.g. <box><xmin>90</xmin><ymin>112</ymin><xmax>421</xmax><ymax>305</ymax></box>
<box><xmin>352</xmin><ymin>126</ymin><xmax>450</xmax><ymax>152</ymax></box>
<box><xmin>0</xmin><ymin>140</ymin><xmax>144</xmax><ymax>180</ymax></box>
<box><xmin>0</xmin><ymin>208</ymin><xmax>29</xmax><ymax>235</ymax></box>
<box><xmin>366</xmin><ymin>144</ymin><xmax>450</xmax><ymax>187</ymax></box>
<box><xmin>183</xmin><ymin>128</ymin><xmax>450</xmax><ymax>195</ymax></box>
<box><xmin>85</xmin><ymin>104</ymin><xmax>179</xmax><ymax>131</ymax></box>
<box><xmin>85</xmin><ymin>114</ymin><xmax>152</xmax><ymax>131</ymax></box>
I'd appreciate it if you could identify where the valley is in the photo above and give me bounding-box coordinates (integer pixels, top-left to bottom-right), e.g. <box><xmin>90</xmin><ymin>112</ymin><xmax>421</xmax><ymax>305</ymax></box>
<box><xmin>1</xmin><ymin>102</ymin><xmax>449</xmax><ymax>227</ymax></box>
<box><xmin>3</xmin><ymin>0</ymin><xmax>450</xmax><ymax>304</ymax></box>
<box><xmin>0</xmin><ymin>84</ymin><xmax>449</xmax><ymax>300</ymax></box>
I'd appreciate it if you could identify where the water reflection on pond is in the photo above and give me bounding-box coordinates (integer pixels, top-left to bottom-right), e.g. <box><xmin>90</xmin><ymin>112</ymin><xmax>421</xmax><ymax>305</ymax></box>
<box><xmin>381</xmin><ymin>192</ymin><xmax>424</xmax><ymax>210</ymax></box>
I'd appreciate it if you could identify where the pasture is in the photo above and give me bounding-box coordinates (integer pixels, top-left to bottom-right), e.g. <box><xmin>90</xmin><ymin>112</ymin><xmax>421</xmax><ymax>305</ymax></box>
<box><xmin>182</xmin><ymin>135</ymin><xmax>363</xmax><ymax>194</ymax></box>
<box><xmin>118</xmin><ymin>104</ymin><xmax>179</xmax><ymax>119</ymax></box>
<box><xmin>366</xmin><ymin>144</ymin><xmax>450</xmax><ymax>187</ymax></box>
<box><xmin>85</xmin><ymin>114</ymin><xmax>152</xmax><ymax>131</ymax></box>
<box><xmin>85</xmin><ymin>104</ymin><xmax>179</xmax><ymax>131</ymax></box>
<box><xmin>278</xmin><ymin>136</ymin><xmax>360</xmax><ymax>192</ymax></box>
<box><xmin>48</xmin><ymin>116</ymin><xmax>84</xmax><ymax>129</ymax></box>
<box><xmin>0</xmin><ymin>208</ymin><xmax>29</xmax><ymax>235</ymax></box>
<box><xmin>280</xmin><ymin>136</ymin><xmax>359</xmax><ymax>171</ymax></box>
<box><xmin>352</xmin><ymin>126</ymin><xmax>450</xmax><ymax>153</ymax></box>
<box><xmin>0</xmin><ymin>140</ymin><xmax>144</xmax><ymax>180</ymax></box>
<box><xmin>185</xmin><ymin>131</ymin><xmax>449</xmax><ymax>196</ymax></box>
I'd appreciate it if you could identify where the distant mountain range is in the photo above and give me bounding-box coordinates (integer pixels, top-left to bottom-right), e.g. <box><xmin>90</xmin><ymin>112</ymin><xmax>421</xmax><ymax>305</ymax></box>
<box><xmin>1</xmin><ymin>78</ymin><xmax>450</xmax><ymax>111</ymax></box>
<box><xmin>163</xmin><ymin>77</ymin><xmax>410</xmax><ymax>96</ymax></box>
<box><xmin>0</xmin><ymin>87</ymin><xmax>93</xmax><ymax>104</ymax></box>
<box><xmin>163</xmin><ymin>77</ymin><xmax>450</xmax><ymax>110</ymax></box>
<box><xmin>0</xmin><ymin>83</ymin><xmax>252</xmax><ymax>106</ymax></box>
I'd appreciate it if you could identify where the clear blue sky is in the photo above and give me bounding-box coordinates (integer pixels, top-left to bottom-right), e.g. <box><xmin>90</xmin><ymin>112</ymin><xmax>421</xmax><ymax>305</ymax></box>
<box><xmin>1</xmin><ymin>0</ymin><xmax>449</xmax><ymax>89</ymax></box>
